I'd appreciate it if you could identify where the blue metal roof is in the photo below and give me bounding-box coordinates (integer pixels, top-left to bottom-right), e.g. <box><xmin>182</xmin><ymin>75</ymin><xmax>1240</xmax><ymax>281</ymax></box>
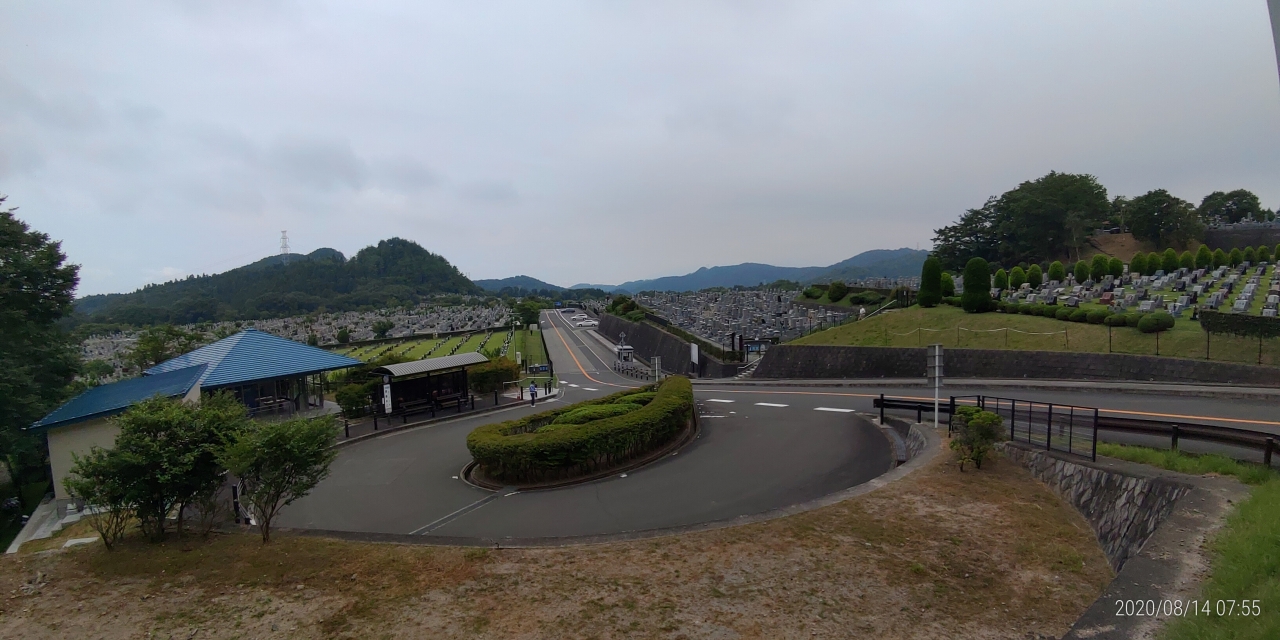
<box><xmin>29</xmin><ymin>364</ymin><xmax>207</xmax><ymax>431</ymax></box>
<box><xmin>146</xmin><ymin>329</ymin><xmax>362</xmax><ymax>389</ymax></box>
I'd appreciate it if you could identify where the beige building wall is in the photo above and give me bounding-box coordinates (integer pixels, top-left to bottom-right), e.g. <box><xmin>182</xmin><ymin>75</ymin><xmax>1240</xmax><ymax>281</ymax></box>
<box><xmin>47</xmin><ymin>418</ymin><xmax>120</xmax><ymax>500</ymax></box>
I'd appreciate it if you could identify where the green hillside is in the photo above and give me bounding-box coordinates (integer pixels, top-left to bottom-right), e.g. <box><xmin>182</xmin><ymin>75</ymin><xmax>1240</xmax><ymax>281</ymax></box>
<box><xmin>794</xmin><ymin>305</ymin><xmax>1280</xmax><ymax>366</ymax></box>
<box><xmin>73</xmin><ymin>238</ymin><xmax>480</xmax><ymax>326</ymax></box>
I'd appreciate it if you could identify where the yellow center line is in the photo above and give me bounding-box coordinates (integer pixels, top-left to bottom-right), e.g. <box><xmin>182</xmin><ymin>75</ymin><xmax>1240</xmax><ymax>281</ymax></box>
<box><xmin>697</xmin><ymin>389</ymin><xmax>1280</xmax><ymax>427</ymax></box>
<box><xmin>546</xmin><ymin>313</ymin><xmax>634</xmax><ymax>389</ymax></box>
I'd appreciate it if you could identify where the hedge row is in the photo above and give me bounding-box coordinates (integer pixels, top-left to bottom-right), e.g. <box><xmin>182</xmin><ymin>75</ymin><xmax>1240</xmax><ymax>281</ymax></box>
<box><xmin>468</xmin><ymin>356</ymin><xmax>521</xmax><ymax>393</ymax></box>
<box><xmin>1199</xmin><ymin>310</ymin><xmax>1280</xmax><ymax>339</ymax></box>
<box><xmin>996</xmin><ymin>301</ymin><xmax>1175</xmax><ymax>333</ymax></box>
<box><xmin>466</xmin><ymin>376</ymin><xmax>694</xmax><ymax>484</ymax></box>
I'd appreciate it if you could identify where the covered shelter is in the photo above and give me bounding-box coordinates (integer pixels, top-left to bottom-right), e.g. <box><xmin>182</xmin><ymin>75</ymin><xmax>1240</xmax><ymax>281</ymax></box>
<box><xmin>147</xmin><ymin>328</ymin><xmax>362</xmax><ymax>415</ymax></box>
<box><xmin>28</xmin><ymin>365</ymin><xmax>207</xmax><ymax>500</ymax></box>
<box><xmin>372</xmin><ymin>352</ymin><xmax>489</xmax><ymax>415</ymax></box>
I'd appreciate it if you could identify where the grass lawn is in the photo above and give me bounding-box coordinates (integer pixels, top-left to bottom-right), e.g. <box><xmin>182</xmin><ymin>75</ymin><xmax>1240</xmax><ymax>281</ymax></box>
<box><xmin>1097</xmin><ymin>444</ymin><xmax>1280</xmax><ymax>639</ymax></box>
<box><xmin>792</xmin><ymin>304</ymin><xmax>1280</xmax><ymax>366</ymax></box>
<box><xmin>1</xmin><ymin>450</ymin><xmax>1111</xmax><ymax>639</ymax></box>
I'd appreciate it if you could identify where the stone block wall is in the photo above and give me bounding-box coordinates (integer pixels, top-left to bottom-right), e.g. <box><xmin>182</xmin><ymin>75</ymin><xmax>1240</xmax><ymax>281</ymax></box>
<box><xmin>597</xmin><ymin>314</ymin><xmax>740</xmax><ymax>378</ymax></box>
<box><xmin>1002</xmin><ymin>443</ymin><xmax>1191</xmax><ymax>571</ymax></box>
<box><xmin>1204</xmin><ymin>227</ymin><xmax>1280</xmax><ymax>251</ymax></box>
<box><xmin>752</xmin><ymin>344</ymin><xmax>1280</xmax><ymax>387</ymax></box>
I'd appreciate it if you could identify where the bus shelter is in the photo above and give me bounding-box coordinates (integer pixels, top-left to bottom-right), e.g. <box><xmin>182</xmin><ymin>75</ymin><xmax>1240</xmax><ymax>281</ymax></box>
<box><xmin>372</xmin><ymin>352</ymin><xmax>489</xmax><ymax>416</ymax></box>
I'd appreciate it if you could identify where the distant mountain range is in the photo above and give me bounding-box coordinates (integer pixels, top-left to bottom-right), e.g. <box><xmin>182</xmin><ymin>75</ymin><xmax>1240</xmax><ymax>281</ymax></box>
<box><xmin>483</xmin><ymin>248</ymin><xmax>929</xmax><ymax>294</ymax></box>
<box><xmin>74</xmin><ymin>239</ymin><xmax>479</xmax><ymax>326</ymax></box>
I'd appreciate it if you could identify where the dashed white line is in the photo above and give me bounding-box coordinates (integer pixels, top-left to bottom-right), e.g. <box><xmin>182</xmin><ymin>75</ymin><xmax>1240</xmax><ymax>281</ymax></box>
<box><xmin>814</xmin><ymin>407</ymin><xmax>855</xmax><ymax>413</ymax></box>
<box><xmin>583</xmin><ymin>388</ymin><xmax>598</xmax><ymax>391</ymax></box>
<box><xmin>705</xmin><ymin>399</ymin><xmax>735</xmax><ymax>403</ymax></box>
<box><xmin>568</xmin><ymin>383</ymin><xmax>580</xmax><ymax>388</ymax></box>
<box><xmin>755</xmin><ymin>402</ymin><xmax>789</xmax><ymax>408</ymax></box>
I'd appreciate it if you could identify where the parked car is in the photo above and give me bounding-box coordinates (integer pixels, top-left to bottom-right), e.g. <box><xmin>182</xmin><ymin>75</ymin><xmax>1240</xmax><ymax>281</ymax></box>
<box><xmin>575</xmin><ymin>319</ymin><xmax>599</xmax><ymax>327</ymax></box>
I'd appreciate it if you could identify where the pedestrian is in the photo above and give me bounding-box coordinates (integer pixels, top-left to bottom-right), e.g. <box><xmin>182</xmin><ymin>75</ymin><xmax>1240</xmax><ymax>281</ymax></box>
<box><xmin>858</xmin><ymin>306</ymin><xmax>866</xmax><ymax>321</ymax></box>
<box><xmin>529</xmin><ymin>381</ymin><xmax>538</xmax><ymax>406</ymax></box>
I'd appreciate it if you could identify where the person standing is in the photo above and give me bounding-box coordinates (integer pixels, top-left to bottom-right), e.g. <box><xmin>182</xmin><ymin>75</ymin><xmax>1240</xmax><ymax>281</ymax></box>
<box><xmin>858</xmin><ymin>306</ymin><xmax>867</xmax><ymax>321</ymax></box>
<box><xmin>529</xmin><ymin>381</ymin><xmax>538</xmax><ymax>406</ymax></box>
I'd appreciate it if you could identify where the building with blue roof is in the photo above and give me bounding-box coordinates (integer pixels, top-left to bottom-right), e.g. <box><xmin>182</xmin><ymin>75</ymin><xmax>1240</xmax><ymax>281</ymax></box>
<box><xmin>31</xmin><ymin>329</ymin><xmax>361</xmax><ymax>500</ymax></box>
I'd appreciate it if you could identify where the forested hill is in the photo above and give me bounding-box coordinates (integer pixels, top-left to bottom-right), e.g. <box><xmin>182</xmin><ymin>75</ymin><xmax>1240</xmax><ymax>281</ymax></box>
<box><xmin>73</xmin><ymin>238</ymin><xmax>481</xmax><ymax>326</ymax></box>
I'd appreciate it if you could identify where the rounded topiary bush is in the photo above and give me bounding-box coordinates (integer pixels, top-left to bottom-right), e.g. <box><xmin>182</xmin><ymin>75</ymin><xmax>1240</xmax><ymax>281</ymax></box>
<box><xmin>1125</xmin><ymin>313</ymin><xmax>1142</xmax><ymax>328</ymax></box>
<box><xmin>1055</xmin><ymin>308</ymin><xmax>1073</xmax><ymax>321</ymax></box>
<box><xmin>547</xmin><ymin>403</ymin><xmax>643</xmax><ymax>427</ymax></box>
<box><xmin>1137</xmin><ymin>312</ymin><xmax>1175</xmax><ymax>333</ymax></box>
<box><xmin>1069</xmin><ymin>309</ymin><xmax>1088</xmax><ymax>322</ymax></box>
<box><xmin>1086</xmin><ymin>309</ymin><xmax>1109</xmax><ymax>324</ymax></box>
<box><xmin>467</xmin><ymin>377</ymin><xmax>694</xmax><ymax>485</ymax></box>
<box><xmin>1042</xmin><ymin>306</ymin><xmax>1058</xmax><ymax>318</ymax></box>
<box><xmin>1103</xmin><ymin>313</ymin><xmax>1127</xmax><ymax>327</ymax></box>
<box><xmin>1017</xmin><ymin>304</ymin><xmax>1032</xmax><ymax>315</ymax></box>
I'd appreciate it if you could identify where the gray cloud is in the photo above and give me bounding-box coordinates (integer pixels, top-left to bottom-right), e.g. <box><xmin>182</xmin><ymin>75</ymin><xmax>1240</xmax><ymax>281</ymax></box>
<box><xmin>1</xmin><ymin>1</ymin><xmax>1278</xmax><ymax>295</ymax></box>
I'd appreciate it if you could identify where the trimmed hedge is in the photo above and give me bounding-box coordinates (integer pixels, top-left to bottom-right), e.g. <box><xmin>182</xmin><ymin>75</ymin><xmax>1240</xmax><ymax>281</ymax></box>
<box><xmin>1200</xmin><ymin>310</ymin><xmax>1280</xmax><ymax>339</ymax></box>
<box><xmin>1138</xmin><ymin>312</ymin><xmax>1175</xmax><ymax>334</ymax></box>
<box><xmin>466</xmin><ymin>376</ymin><xmax>694</xmax><ymax>484</ymax></box>
<box><xmin>468</xmin><ymin>356</ymin><xmax>521</xmax><ymax>393</ymax></box>
<box><xmin>547</xmin><ymin>403</ymin><xmax>643</xmax><ymax>427</ymax></box>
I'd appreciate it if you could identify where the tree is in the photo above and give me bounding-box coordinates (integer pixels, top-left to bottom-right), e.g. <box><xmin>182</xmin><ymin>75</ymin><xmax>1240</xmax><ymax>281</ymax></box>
<box><xmin>106</xmin><ymin>395</ymin><xmax>248</xmax><ymax>541</ymax></box>
<box><xmin>1229</xmin><ymin>248</ymin><xmax>1243</xmax><ymax>267</ymax></box>
<box><xmin>1213</xmin><ymin>248</ymin><xmax>1227</xmax><ymax>268</ymax></box>
<box><xmin>1258</xmin><ymin>245</ymin><xmax>1273</xmax><ymax>263</ymax></box>
<box><xmin>1243</xmin><ymin>247</ymin><xmax>1257</xmax><ymax>265</ymax></box>
<box><xmin>941</xmin><ymin>272</ymin><xmax>956</xmax><ymax>297</ymax></box>
<box><xmin>1047</xmin><ymin>261</ymin><xmax>1066</xmax><ymax>283</ymax></box>
<box><xmin>371</xmin><ymin>319</ymin><xmax>394</xmax><ymax>339</ymax></box>
<box><xmin>126</xmin><ymin>324</ymin><xmax>206</xmax><ymax>370</ymax></box>
<box><xmin>918</xmin><ymin>257</ymin><xmax>943</xmax><ymax>307</ymax></box>
<box><xmin>961</xmin><ymin>258</ymin><xmax>992</xmax><ymax>313</ymax></box>
<box><xmin>826</xmin><ymin>281</ymin><xmax>849</xmax><ymax>303</ymax></box>
<box><xmin>1108</xmin><ymin>257</ymin><xmax>1124</xmax><ymax>278</ymax></box>
<box><xmin>1073</xmin><ymin>260</ymin><xmax>1090</xmax><ymax>283</ymax></box>
<box><xmin>63</xmin><ymin>447</ymin><xmax>133</xmax><ymax>550</ymax></box>
<box><xmin>993</xmin><ymin>268</ymin><xmax>1009</xmax><ymax>291</ymax></box>
<box><xmin>1130</xmin><ymin>253</ymin><xmax>1148</xmax><ymax>277</ymax></box>
<box><xmin>1161</xmin><ymin>248</ymin><xmax>1179</xmax><ymax>273</ymax></box>
<box><xmin>1027</xmin><ymin>264</ymin><xmax>1043</xmax><ymax>289</ymax></box>
<box><xmin>930</xmin><ymin>201</ymin><xmax>1003</xmax><ymax>271</ymax></box>
<box><xmin>950</xmin><ymin>408</ymin><xmax>1002</xmax><ymax>471</ymax></box>
<box><xmin>306</xmin><ymin>333</ymin><xmax>319</xmax><ymax>346</ymax></box>
<box><xmin>1179</xmin><ymin>251</ymin><xmax>1194</xmax><ymax>270</ymax></box>
<box><xmin>1195</xmin><ymin>245</ymin><xmax>1214</xmax><ymax>269</ymax></box>
<box><xmin>1090</xmin><ymin>254</ymin><xmax>1110</xmax><ymax>282</ymax></box>
<box><xmin>1008</xmin><ymin>266</ymin><xmax>1026</xmax><ymax>290</ymax></box>
<box><xmin>0</xmin><ymin>199</ymin><xmax>81</xmax><ymax>512</ymax></box>
<box><xmin>336</xmin><ymin>327</ymin><xmax>350</xmax><ymax>344</ymax></box>
<box><xmin>1197</xmin><ymin>189</ymin><xmax>1262</xmax><ymax>224</ymax></box>
<box><xmin>219</xmin><ymin>416</ymin><xmax>339</xmax><ymax>543</ymax></box>
<box><xmin>1109</xmin><ymin>196</ymin><xmax>1132</xmax><ymax>231</ymax></box>
<box><xmin>1127</xmin><ymin>189</ymin><xmax>1203</xmax><ymax>247</ymax></box>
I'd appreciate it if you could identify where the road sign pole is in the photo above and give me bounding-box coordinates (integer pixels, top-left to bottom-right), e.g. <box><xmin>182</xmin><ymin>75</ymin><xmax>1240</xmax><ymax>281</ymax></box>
<box><xmin>927</xmin><ymin>344</ymin><xmax>944</xmax><ymax>430</ymax></box>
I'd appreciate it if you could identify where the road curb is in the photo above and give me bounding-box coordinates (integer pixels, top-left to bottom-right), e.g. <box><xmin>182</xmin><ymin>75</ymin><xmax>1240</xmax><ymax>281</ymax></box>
<box><xmin>693</xmin><ymin>377</ymin><xmax>1280</xmax><ymax>400</ymax></box>
<box><xmin>333</xmin><ymin>388</ymin><xmax>563</xmax><ymax>450</ymax></box>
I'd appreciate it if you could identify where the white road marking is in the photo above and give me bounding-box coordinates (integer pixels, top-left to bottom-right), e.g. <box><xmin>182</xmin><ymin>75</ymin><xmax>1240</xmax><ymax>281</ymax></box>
<box><xmin>705</xmin><ymin>399</ymin><xmax>735</xmax><ymax>403</ymax></box>
<box><xmin>755</xmin><ymin>402</ymin><xmax>789</xmax><ymax>407</ymax></box>
<box><xmin>583</xmin><ymin>388</ymin><xmax>598</xmax><ymax>391</ymax></box>
<box><xmin>568</xmin><ymin>383</ymin><xmax>580</xmax><ymax>388</ymax></box>
<box><xmin>814</xmin><ymin>407</ymin><xmax>855</xmax><ymax>413</ymax></box>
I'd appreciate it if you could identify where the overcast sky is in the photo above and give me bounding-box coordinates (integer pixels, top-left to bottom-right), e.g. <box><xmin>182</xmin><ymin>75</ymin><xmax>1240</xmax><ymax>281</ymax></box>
<box><xmin>3</xmin><ymin>1</ymin><xmax>1280</xmax><ymax>296</ymax></box>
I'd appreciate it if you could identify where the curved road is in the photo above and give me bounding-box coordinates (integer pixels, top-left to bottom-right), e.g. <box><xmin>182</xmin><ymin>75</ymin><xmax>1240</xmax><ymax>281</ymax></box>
<box><xmin>278</xmin><ymin>309</ymin><xmax>1280</xmax><ymax>543</ymax></box>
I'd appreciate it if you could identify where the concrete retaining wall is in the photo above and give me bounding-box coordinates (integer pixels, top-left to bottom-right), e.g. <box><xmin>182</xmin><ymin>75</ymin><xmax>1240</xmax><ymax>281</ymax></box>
<box><xmin>597</xmin><ymin>314</ymin><xmax>741</xmax><ymax>378</ymax></box>
<box><xmin>752</xmin><ymin>344</ymin><xmax>1280</xmax><ymax>387</ymax></box>
<box><xmin>1001</xmin><ymin>443</ymin><xmax>1191</xmax><ymax>571</ymax></box>
<box><xmin>1204</xmin><ymin>226</ymin><xmax>1280</xmax><ymax>251</ymax></box>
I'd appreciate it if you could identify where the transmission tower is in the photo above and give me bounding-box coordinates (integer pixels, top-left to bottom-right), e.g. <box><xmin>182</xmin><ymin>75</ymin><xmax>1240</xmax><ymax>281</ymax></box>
<box><xmin>280</xmin><ymin>231</ymin><xmax>291</xmax><ymax>265</ymax></box>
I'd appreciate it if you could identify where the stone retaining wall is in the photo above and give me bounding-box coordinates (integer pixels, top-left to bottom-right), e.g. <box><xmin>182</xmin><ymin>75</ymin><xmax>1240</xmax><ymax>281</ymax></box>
<box><xmin>752</xmin><ymin>344</ymin><xmax>1280</xmax><ymax>387</ymax></box>
<box><xmin>597</xmin><ymin>314</ymin><xmax>741</xmax><ymax>378</ymax></box>
<box><xmin>1204</xmin><ymin>227</ymin><xmax>1280</xmax><ymax>251</ymax></box>
<box><xmin>1001</xmin><ymin>442</ymin><xmax>1191</xmax><ymax>571</ymax></box>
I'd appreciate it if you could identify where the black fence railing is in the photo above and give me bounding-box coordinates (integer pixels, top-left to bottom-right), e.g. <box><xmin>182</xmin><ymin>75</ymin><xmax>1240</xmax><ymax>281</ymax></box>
<box><xmin>874</xmin><ymin>393</ymin><xmax>1280</xmax><ymax>466</ymax></box>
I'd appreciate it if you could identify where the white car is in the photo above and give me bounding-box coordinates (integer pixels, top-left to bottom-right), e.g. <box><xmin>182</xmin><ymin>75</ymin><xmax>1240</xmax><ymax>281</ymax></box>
<box><xmin>570</xmin><ymin>314</ymin><xmax>589</xmax><ymax>320</ymax></box>
<box><xmin>575</xmin><ymin>319</ymin><xmax>599</xmax><ymax>327</ymax></box>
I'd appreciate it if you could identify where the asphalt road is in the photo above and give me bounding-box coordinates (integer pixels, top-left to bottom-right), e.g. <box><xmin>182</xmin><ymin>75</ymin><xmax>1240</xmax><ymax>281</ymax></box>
<box><xmin>277</xmin><ymin>309</ymin><xmax>894</xmax><ymax>542</ymax></box>
<box><xmin>278</xmin><ymin>308</ymin><xmax>1280</xmax><ymax>543</ymax></box>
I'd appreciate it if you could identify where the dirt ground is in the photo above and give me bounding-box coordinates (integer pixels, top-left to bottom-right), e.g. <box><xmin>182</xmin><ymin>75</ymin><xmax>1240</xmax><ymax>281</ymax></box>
<box><xmin>0</xmin><ymin>448</ymin><xmax>1112</xmax><ymax>640</ymax></box>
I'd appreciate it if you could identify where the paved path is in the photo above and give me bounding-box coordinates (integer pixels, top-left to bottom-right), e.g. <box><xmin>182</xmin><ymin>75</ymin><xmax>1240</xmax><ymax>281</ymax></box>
<box><xmin>277</xmin><ymin>309</ymin><xmax>1280</xmax><ymax>543</ymax></box>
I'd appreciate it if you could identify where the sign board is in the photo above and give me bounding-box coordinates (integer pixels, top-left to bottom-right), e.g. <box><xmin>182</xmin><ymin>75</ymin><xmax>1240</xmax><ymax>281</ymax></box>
<box><xmin>690</xmin><ymin>343</ymin><xmax>699</xmax><ymax>365</ymax></box>
<box><xmin>382</xmin><ymin>382</ymin><xmax>393</xmax><ymax>415</ymax></box>
<box><xmin>926</xmin><ymin>344</ymin><xmax>944</xmax><ymax>385</ymax></box>
<box><xmin>516</xmin><ymin>351</ymin><xmax>522</xmax><ymax>365</ymax></box>
<box><xmin>653</xmin><ymin>356</ymin><xmax>662</xmax><ymax>381</ymax></box>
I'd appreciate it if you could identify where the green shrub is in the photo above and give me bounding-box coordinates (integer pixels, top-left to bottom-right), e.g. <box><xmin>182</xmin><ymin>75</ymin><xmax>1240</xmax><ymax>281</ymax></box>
<box><xmin>1027</xmin><ymin>264</ymin><xmax>1043</xmax><ymax>288</ymax></box>
<box><xmin>950</xmin><ymin>409</ymin><xmax>1002</xmax><ymax>471</ymax></box>
<box><xmin>1090</xmin><ymin>254</ymin><xmax>1110</xmax><ymax>282</ymax></box>
<box><xmin>1124</xmin><ymin>313</ymin><xmax>1141</xmax><ymax>327</ymax></box>
<box><xmin>618</xmin><ymin>391</ymin><xmax>657</xmax><ymax>405</ymax></box>
<box><xmin>1108</xmin><ymin>257</ymin><xmax>1124</xmax><ymax>278</ymax></box>
<box><xmin>1213</xmin><ymin>248</ymin><xmax>1227</xmax><ymax>268</ymax></box>
<box><xmin>1017</xmin><ymin>303</ymin><xmax>1032</xmax><ymax>315</ymax></box>
<box><xmin>1243</xmin><ymin>247</ymin><xmax>1257</xmax><ymax>265</ymax></box>
<box><xmin>1073</xmin><ymin>260</ymin><xmax>1090</xmax><ymax>283</ymax></box>
<box><xmin>1138</xmin><ymin>312</ymin><xmax>1175</xmax><ymax>333</ymax></box>
<box><xmin>1047</xmin><ymin>261</ymin><xmax>1066</xmax><ymax>283</ymax></box>
<box><xmin>335</xmin><ymin>382</ymin><xmax>375</xmax><ymax>417</ymax></box>
<box><xmin>1041</xmin><ymin>305</ymin><xmax>1058</xmax><ymax>318</ymax></box>
<box><xmin>1229</xmin><ymin>247</ymin><xmax>1243</xmax><ymax>267</ymax></box>
<box><xmin>1179</xmin><ymin>250</ymin><xmax>1194</xmax><ymax>270</ymax></box>
<box><xmin>466</xmin><ymin>377</ymin><xmax>693</xmax><ymax>484</ymax></box>
<box><xmin>1069</xmin><ymin>309</ymin><xmax>1088</xmax><ymax>322</ymax></box>
<box><xmin>1130</xmin><ymin>253</ymin><xmax>1147</xmax><ymax>277</ymax></box>
<box><xmin>1103</xmin><ymin>313</ymin><xmax>1128</xmax><ymax>327</ymax></box>
<box><xmin>802</xmin><ymin>286</ymin><xmax>823</xmax><ymax>299</ymax></box>
<box><xmin>624</xmin><ymin>309</ymin><xmax>645</xmax><ymax>322</ymax></box>
<box><xmin>1195</xmin><ymin>244</ymin><xmax>1213</xmax><ymax>269</ymax></box>
<box><xmin>961</xmin><ymin>257</ymin><xmax>992</xmax><ymax>313</ymax></box>
<box><xmin>848</xmin><ymin>291</ymin><xmax>886</xmax><ymax>306</ymax></box>
<box><xmin>468</xmin><ymin>357</ymin><xmax>521</xmax><ymax>393</ymax></box>
<box><xmin>1009</xmin><ymin>265</ymin><xmax>1026</xmax><ymax>289</ymax></box>
<box><xmin>993</xmin><ymin>268</ymin><xmax>1008</xmax><ymax>291</ymax></box>
<box><xmin>826</xmin><ymin>281</ymin><xmax>849</xmax><ymax>303</ymax></box>
<box><xmin>941</xmin><ymin>272</ymin><xmax>956</xmax><ymax>297</ymax></box>
<box><xmin>1086</xmin><ymin>309</ymin><xmax>1109</xmax><ymax>324</ymax></box>
<box><xmin>942</xmin><ymin>296</ymin><xmax>961</xmax><ymax>306</ymax></box>
<box><xmin>1055</xmin><ymin>307</ymin><xmax>1073</xmax><ymax>321</ymax></box>
<box><xmin>1162</xmin><ymin>248</ymin><xmax>1179</xmax><ymax>273</ymax></box>
<box><xmin>548</xmin><ymin>403</ymin><xmax>643</xmax><ymax>426</ymax></box>
<box><xmin>1257</xmin><ymin>245</ymin><xmax>1272</xmax><ymax>263</ymax></box>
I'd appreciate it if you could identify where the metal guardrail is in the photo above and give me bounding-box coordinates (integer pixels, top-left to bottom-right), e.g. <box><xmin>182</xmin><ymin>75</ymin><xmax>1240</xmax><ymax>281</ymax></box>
<box><xmin>873</xmin><ymin>394</ymin><xmax>1279</xmax><ymax>466</ymax></box>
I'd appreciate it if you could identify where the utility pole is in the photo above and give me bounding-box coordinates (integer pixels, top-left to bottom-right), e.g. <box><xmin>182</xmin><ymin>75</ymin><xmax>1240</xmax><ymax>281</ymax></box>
<box><xmin>927</xmin><ymin>344</ymin><xmax>944</xmax><ymax>430</ymax></box>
